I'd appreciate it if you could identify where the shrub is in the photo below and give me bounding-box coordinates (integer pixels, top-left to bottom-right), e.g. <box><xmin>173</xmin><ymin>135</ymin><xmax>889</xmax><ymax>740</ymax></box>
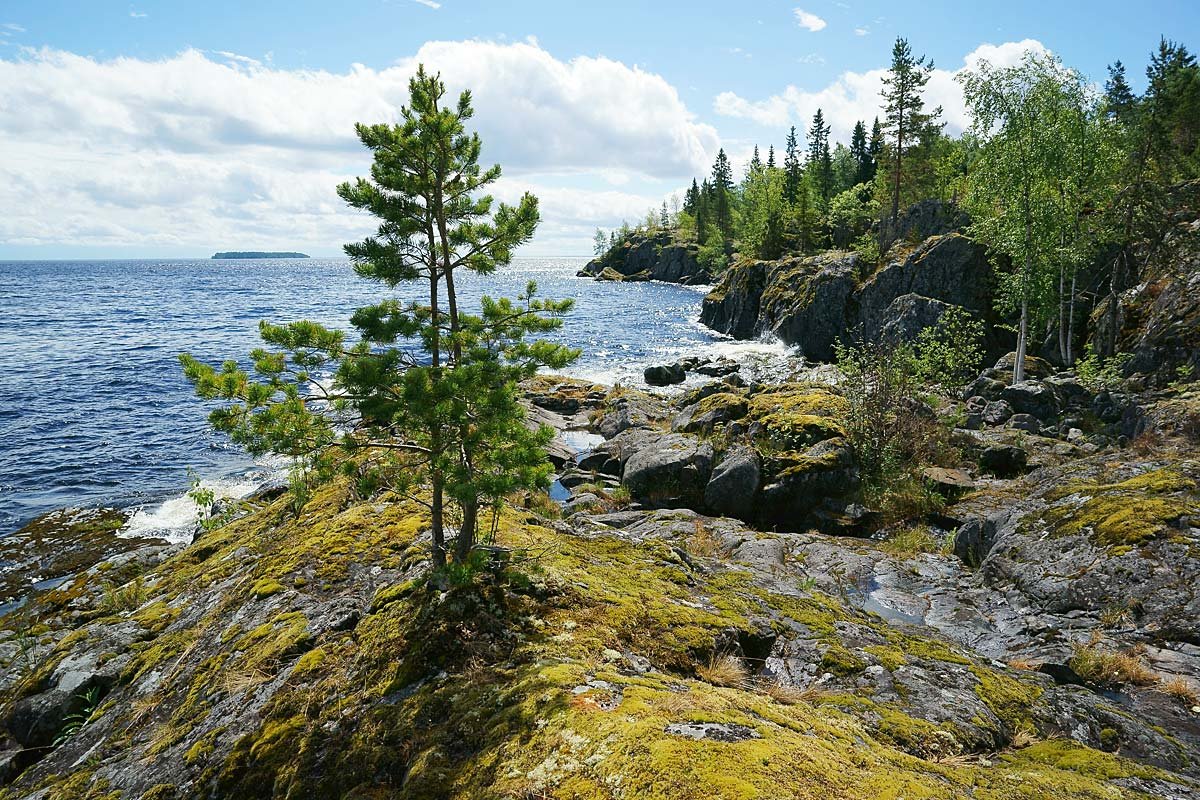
<box><xmin>911</xmin><ymin>306</ymin><xmax>986</xmax><ymax>389</ymax></box>
<box><xmin>1068</xmin><ymin>643</ymin><xmax>1158</xmax><ymax>688</ymax></box>
<box><xmin>1077</xmin><ymin>345</ymin><xmax>1132</xmax><ymax>391</ymax></box>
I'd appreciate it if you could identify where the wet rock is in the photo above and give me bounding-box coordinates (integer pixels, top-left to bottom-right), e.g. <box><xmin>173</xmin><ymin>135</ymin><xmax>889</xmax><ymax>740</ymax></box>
<box><xmin>692</xmin><ymin>357</ymin><xmax>741</xmax><ymax>377</ymax></box>
<box><xmin>643</xmin><ymin>363</ymin><xmax>686</xmax><ymax>386</ymax></box>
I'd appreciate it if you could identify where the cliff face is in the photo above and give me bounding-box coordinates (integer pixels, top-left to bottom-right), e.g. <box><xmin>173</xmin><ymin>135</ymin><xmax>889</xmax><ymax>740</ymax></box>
<box><xmin>702</xmin><ymin>233</ymin><xmax>1010</xmax><ymax>362</ymax></box>
<box><xmin>578</xmin><ymin>230</ymin><xmax>708</xmax><ymax>285</ymax></box>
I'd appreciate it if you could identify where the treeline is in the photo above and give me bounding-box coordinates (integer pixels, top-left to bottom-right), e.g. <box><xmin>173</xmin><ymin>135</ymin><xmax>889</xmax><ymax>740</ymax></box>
<box><xmin>597</xmin><ymin>36</ymin><xmax>1200</xmax><ymax>379</ymax></box>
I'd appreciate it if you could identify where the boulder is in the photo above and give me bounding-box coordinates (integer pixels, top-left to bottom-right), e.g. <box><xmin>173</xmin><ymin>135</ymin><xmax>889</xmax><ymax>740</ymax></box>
<box><xmin>982</xmin><ymin>400</ymin><xmax>1014</xmax><ymax>426</ymax></box>
<box><xmin>1007</xmin><ymin>413</ymin><xmax>1042</xmax><ymax>434</ymax></box>
<box><xmin>1002</xmin><ymin>381</ymin><xmax>1060</xmax><ymax>421</ymax></box>
<box><xmin>643</xmin><ymin>363</ymin><xmax>686</xmax><ymax>386</ymax></box>
<box><xmin>979</xmin><ymin>444</ymin><xmax>1028</xmax><ymax>477</ymax></box>
<box><xmin>621</xmin><ymin>433</ymin><xmax>714</xmax><ymax>507</ymax></box>
<box><xmin>704</xmin><ymin>447</ymin><xmax>761</xmax><ymax>521</ymax></box>
<box><xmin>692</xmin><ymin>358</ymin><xmax>741</xmax><ymax>377</ymax></box>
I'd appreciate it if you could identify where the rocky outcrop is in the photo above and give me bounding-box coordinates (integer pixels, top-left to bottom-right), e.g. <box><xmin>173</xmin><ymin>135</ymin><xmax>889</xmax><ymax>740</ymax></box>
<box><xmin>578</xmin><ymin>230</ymin><xmax>709</xmax><ymax>285</ymax></box>
<box><xmin>701</xmin><ymin>233</ymin><xmax>1012</xmax><ymax>362</ymax></box>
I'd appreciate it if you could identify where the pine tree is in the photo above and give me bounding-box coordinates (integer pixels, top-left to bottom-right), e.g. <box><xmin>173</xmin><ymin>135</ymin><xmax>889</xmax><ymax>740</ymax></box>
<box><xmin>807</xmin><ymin>109</ymin><xmax>834</xmax><ymax>206</ymax></box>
<box><xmin>881</xmin><ymin>38</ymin><xmax>941</xmax><ymax>229</ymax></box>
<box><xmin>660</xmin><ymin>201</ymin><xmax>670</xmax><ymax>228</ymax></box>
<box><xmin>749</xmin><ymin>145</ymin><xmax>763</xmax><ymax>174</ymax></box>
<box><xmin>783</xmin><ymin>126</ymin><xmax>803</xmax><ymax>205</ymax></box>
<box><xmin>180</xmin><ymin>66</ymin><xmax>579</xmax><ymax>569</ymax></box>
<box><xmin>766</xmin><ymin>145</ymin><xmax>777</xmax><ymax>169</ymax></box>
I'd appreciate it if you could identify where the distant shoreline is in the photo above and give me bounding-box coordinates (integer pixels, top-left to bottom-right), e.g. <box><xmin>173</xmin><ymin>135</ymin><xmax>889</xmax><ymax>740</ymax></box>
<box><xmin>211</xmin><ymin>251</ymin><xmax>310</xmax><ymax>259</ymax></box>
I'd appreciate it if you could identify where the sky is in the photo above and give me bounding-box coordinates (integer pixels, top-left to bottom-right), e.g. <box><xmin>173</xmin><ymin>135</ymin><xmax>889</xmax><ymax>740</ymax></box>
<box><xmin>0</xmin><ymin>1</ymin><xmax>1197</xmax><ymax>259</ymax></box>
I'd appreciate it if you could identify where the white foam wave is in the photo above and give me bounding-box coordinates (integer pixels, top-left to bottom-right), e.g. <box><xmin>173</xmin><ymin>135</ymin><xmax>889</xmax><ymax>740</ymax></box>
<box><xmin>120</xmin><ymin>472</ymin><xmax>267</xmax><ymax>545</ymax></box>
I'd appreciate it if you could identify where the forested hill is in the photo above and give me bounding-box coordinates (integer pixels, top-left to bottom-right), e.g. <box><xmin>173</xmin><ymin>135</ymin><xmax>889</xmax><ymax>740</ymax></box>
<box><xmin>591</xmin><ymin>37</ymin><xmax>1200</xmax><ymax>383</ymax></box>
<box><xmin>211</xmin><ymin>251</ymin><xmax>309</xmax><ymax>259</ymax></box>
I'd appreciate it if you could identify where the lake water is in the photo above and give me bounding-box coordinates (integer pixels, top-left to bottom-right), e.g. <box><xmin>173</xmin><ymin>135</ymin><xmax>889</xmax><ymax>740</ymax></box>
<box><xmin>0</xmin><ymin>257</ymin><xmax>786</xmax><ymax>540</ymax></box>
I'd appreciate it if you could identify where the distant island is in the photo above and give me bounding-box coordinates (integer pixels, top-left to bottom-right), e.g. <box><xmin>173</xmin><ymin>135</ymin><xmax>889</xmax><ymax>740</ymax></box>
<box><xmin>211</xmin><ymin>251</ymin><xmax>309</xmax><ymax>259</ymax></box>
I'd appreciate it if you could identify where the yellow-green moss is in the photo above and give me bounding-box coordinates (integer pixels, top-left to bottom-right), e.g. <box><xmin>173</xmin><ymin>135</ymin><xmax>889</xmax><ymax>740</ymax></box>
<box><xmin>1043</xmin><ymin>468</ymin><xmax>1197</xmax><ymax>549</ymax></box>
<box><xmin>250</xmin><ymin>578</ymin><xmax>285</xmax><ymax>598</ymax></box>
<box><xmin>745</xmin><ymin>385</ymin><xmax>847</xmax><ymax>448</ymax></box>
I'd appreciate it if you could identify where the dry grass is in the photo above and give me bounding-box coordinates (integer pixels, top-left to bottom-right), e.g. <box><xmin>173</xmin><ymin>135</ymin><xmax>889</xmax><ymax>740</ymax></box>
<box><xmin>697</xmin><ymin>654</ymin><xmax>750</xmax><ymax>688</ymax></box>
<box><xmin>1069</xmin><ymin>643</ymin><xmax>1158</xmax><ymax>688</ymax></box>
<box><xmin>1159</xmin><ymin>676</ymin><xmax>1200</xmax><ymax>706</ymax></box>
<box><xmin>1008</xmin><ymin>724</ymin><xmax>1038</xmax><ymax>750</ymax></box>
<box><xmin>686</xmin><ymin>520</ymin><xmax>727</xmax><ymax>559</ymax></box>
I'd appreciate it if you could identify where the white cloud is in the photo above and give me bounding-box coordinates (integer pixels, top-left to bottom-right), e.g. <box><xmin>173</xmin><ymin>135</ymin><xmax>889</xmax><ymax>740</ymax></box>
<box><xmin>714</xmin><ymin>39</ymin><xmax>1048</xmax><ymax>141</ymax></box>
<box><xmin>411</xmin><ymin>0</ymin><xmax>441</xmax><ymax>8</ymax></box>
<box><xmin>854</xmin><ymin>27</ymin><xmax>868</xmax><ymax>36</ymax></box>
<box><xmin>3</xmin><ymin>23</ymin><xmax>26</xmax><ymax>32</ymax></box>
<box><xmin>792</xmin><ymin>9</ymin><xmax>827</xmax><ymax>32</ymax></box>
<box><xmin>0</xmin><ymin>41</ymin><xmax>719</xmax><ymax>254</ymax></box>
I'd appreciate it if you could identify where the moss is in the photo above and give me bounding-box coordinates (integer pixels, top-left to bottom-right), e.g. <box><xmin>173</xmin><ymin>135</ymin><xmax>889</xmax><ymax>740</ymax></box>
<box><xmin>819</xmin><ymin>644</ymin><xmax>868</xmax><ymax>676</ymax></box>
<box><xmin>863</xmin><ymin>644</ymin><xmax>906</xmax><ymax>671</ymax></box>
<box><xmin>745</xmin><ymin>385</ymin><xmax>847</xmax><ymax>449</ymax></box>
<box><xmin>291</xmin><ymin>648</ymin><xmax>326</xmax><ymax>678</ymax></box>
<box><xmin>250</xmin><ymin>578</ymin><xmax>286</xmax><ymax>598</ymax></box>
<box><xmin>1042</xmin><ymin>468</ymin><xmax>1198</xmax><ymax>549</ymax></box>
<box><xmin>969</xmin><ymin>666</ymin><xmax>1044</xmax><ymax>730</ymax></box>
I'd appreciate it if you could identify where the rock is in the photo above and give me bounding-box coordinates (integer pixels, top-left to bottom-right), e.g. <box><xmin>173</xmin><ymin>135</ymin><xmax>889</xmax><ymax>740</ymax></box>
<box><xmin>982</xmin><ymin>400</ymin><xmax>1014</xmax><ymax>426</ymax></box>
<box><xmin>692</xmin><ymin>358</ymin><xmax>740</xmax><ymax>377</ymax></box>
<box><xmin>979</xmin><ymin>444</ymin><xmax>1028</xmax><ymax>477</ymax></box>
<box><xmin>965</xmin><ymin>396</ymin><xmax>988</xmax><ymax>414</ymax></box>
<box><xmin>991</xmin><ymin>352</ymin><xmax>1055</xmax><ymax>382</ymax></box>
<box><xmin>881</xmin><ymin>198</ymin><xmax>970</xmax><ymax>243</ymax></box>
<box><xmin>621</xmin><ymin>433</ymin><xmax>714</xmax><ymax>507</ymax></box>
<box><xmin>1002</xmin><ymin>381</ymin><xmax>1060</xmax><ymax>421</ymax></box>
<box><xmin>643</xmin><ymin>363</ymin><xmax>686</xmax><ymax>386</ymax></box>
<box><xmin>922</xmin><ymin>467</ymin><xmax>975</xmax><ymax>496</ymax></box>
<box><xmin>877</xmin><ymin>295</ymin><xmax>960</xmax><ymax>346</ymax></box>
<box><xmin>702</xmin><ymin>232</ymin><xmax>1011</xmax><ymax>362</ymax></box>
<box><xmin>704</xmin><ymin>447</ymin><xmax>761</xmax><ymax>521</ymax></box>
<box><xmin>594</xmin><ymin>392</ymin><xmax>670</xmax><ymax>439</ymax></box>
<box><xmin>0</xmin><ymin>507</ymin><xmax>166</xmax><ymax>606</ymax></box>
<box><xmin>672</xmin><ymin>393</ymin><xmax>748</xmax><ymax>435</ymax></box>
<box><xmin>1007</xmin><ymin>413</ymin><xmax>1042</xmax><ymax>434</ymax></box>
<box><xmin>665</xmin><ymin>722</ymin><xmax>760</xmax><ymax>742</ymax></box>
<box><xmin>965</xmin><ymin>376</ymin><xmax>1007</xmax><ymax>402</ymax></box>
<box><xmin>581</xmin><ymin>230</ymin><xmax>708</xmax><ymax>285</ymax></box>
<box><xmin>563</xmin><ymin>493</ymin><xmax>601</xmax><ymax>514</ymax></box>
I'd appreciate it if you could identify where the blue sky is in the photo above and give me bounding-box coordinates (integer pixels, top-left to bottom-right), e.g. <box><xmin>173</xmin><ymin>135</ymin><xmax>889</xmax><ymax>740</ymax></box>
<box><xmin>1</xmin><ymin>1</ymin><xmax>1197</xmax><ymax>258</ymax></box>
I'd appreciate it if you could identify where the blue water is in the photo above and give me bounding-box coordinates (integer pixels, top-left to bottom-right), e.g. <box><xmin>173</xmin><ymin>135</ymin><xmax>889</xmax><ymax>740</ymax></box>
<box><xmin>0</xmin><ymin>257</ymin><xmax>734</xmax><ymax>535</ymax></box>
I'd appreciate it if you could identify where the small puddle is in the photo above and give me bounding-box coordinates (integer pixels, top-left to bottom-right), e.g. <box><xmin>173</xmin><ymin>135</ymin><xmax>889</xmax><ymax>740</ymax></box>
<box><xmin>559</xmin><ymin>430</ymin><xmax>605</xmax><ymax>460</ymax></box>
<box><xmin>852</xmin><ymin>576</ymin><xmax>927</xmax><ymax>627</ymax></box>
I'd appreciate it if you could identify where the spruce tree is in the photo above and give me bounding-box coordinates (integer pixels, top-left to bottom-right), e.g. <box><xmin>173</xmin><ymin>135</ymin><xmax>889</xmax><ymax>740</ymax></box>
<box><xmin>683</xmin><ymin>178</ymin><xmax>701</xmax><ymax>215</ymax></box>
<box><xmin>660</xmin><ymin>201</ymin><xmax>670</xmax><ymax>228</ymax></box>
<box><xmin>783</xmin><ymin>126</ymin><xmax>803</xmax><ymax>205</ymax></box>
<box><xmin>180</xmin><ymin>66</ymin><xmax>579</xmax><ymax>569</ymax></box>
<box><xmin>881</xmin><ymin>38</ymin><xmax>940</xmax><ymax>229</ymax></box>
<box><xmin>767</xmin><ymin>144</ymin><xmax>777</xmax><ymax>169</ymax></box>
<box><xmin>850</xmin><ymin>120</ymin><xmax>873</xmax><ymax>184</ymax></box>
<box><xmin>711</xmin><ymin>149</ymin><xmax>735</xmax><ymax>237</ymax></box>
<box><xmin>807</xmin><ymin>108</ymin><xmax>833</xmax><ymax>206</ymax></box>
<box><xmin>1104</xmin><ymin>61</ymin><xmax>1137</xmax><ymax>122</ymax></box>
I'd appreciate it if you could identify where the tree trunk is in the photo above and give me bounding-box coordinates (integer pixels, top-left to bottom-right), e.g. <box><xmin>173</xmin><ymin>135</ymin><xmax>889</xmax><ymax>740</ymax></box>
<box><xmin>1015</xmin><ymin>294</ymin><xmax>1029</xmax><ymax>384</ymax></box>
<box><xmin>1066</xmin><ymin>271</ymin><xmax>1077</xmax><ymax>366</ymax></box>
<box><xmin>427</xmin><ymin>230</ymin><xmax>446</xmax><ymax>570</ymax></box>
<box><xmin>1057</xmin><ymin>261</ymin><xmax>1067</xmax><ymax>365</ymax></box>
<box><xmin>454</xmin><ymin>497</ymin><xmax>478</xmax><ymax>563</ymax></box>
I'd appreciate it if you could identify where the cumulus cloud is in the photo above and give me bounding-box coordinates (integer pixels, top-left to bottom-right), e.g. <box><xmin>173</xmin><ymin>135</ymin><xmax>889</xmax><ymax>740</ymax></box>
<box><xmin>714</xmin><ymin>39</ymin><xmax>1048</xmax><ymax>141</ymax></box>
<box><xmin>792</xmin><ymin>9</ymin><xmax>827</xmax><ymax>32</ymax></box>
<box><xmin>0</xmin><ymin>41</ymin><xmax>718</xmax><ymax>254</ymax></box>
